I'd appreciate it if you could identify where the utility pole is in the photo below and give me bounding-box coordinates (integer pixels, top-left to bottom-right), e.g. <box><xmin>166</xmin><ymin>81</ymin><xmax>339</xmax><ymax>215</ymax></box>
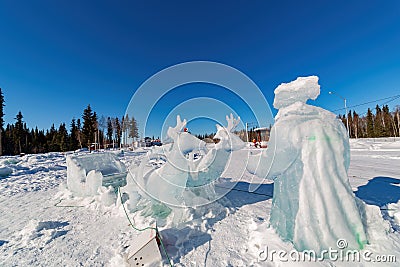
<box><xmin>245</xmin><ymin>122</ymin><xmax>249</xmax><ymax>143</ymax></box>
<box><xmin>329</xmin><ymin>91</ymin><xmax>350</xmax><ymax>137</ymax></box>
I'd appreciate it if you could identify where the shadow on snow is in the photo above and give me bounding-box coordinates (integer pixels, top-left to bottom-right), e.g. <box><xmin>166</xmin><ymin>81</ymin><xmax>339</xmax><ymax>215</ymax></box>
<box><xmin>355</xmin><ymin>176</ymin><xmax>400</xmax><ymax>207</ymax></box>
<box><xmin>162</xmin><ymin>180</ymin><xmax>273</xmax><ymax>265</ymax></box>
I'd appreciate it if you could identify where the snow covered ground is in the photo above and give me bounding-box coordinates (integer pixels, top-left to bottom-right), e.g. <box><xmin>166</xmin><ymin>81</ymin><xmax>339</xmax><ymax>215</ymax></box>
<box><xmin>0</xmin><ymin>138</ymin><xmax>399</xmax><ymax>266</ymax></box>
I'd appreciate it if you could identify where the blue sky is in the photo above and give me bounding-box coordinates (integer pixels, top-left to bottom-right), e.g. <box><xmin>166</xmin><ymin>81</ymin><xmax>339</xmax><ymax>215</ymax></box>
<box><xmin>0</xmin><ymin>1</ymin><xmax>399</xmax><ymax>136</ymax></box>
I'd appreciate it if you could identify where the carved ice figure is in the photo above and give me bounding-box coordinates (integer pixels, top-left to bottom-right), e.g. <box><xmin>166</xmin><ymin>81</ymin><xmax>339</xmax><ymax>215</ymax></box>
<box><xmin>187</xmin><ymin>114</ymin><xmax>245</xmax><ymax>188</ymax></box>
<box><xmin>247</xmin><ymin>76</ymin><xmax>368</xmax><ymax>253</ymax></box>
<box><xmin>183</xmin><ymin>114</ymin><xmax>245</xmax><ymax>205</ymax></box>
<box><xmin>135</xmin><ymin>115</ymin><xmax>206</xmax><ymax>207</ymax></box>
<box><xmin>121</xmin><ymin>114</ymin><xmax>245</xmax><ymax>225</ymax></box>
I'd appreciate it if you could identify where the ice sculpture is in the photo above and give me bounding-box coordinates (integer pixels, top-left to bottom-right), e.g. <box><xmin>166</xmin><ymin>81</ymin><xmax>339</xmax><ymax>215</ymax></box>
<box><xmin>247</xmin><ymin>76</ymin><xmax>368</xmax><ymax>253</ymax></box>
<box><xmin>187</xmin><ymin>114</ymin><xmax>244</xmax><ymax>188</ymax></box>
<box><xmin>122</xmin><ymin>114</ymin><xmax>244</xmax><ymax>225</ymax></box>
<box><xmin>135</xmin><ymin>116</ymin><xmax>206</xmax><ymax>206</ymax></box>
<box><xmin>67</xmin><ymin>152</ymin><xmax>127</xmax><ymax>197</ymax></box>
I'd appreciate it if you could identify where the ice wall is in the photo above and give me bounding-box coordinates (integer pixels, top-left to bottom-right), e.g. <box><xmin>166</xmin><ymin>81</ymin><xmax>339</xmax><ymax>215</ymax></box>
<box><xmin>247</xmin><ymin>76</ymin><xmax>368</xmax><ymax>254</ymax></box>
<box><xmin>67</xmin><ymin>152</ymin><xmax>127</xmax><ymax>197</ymax></box>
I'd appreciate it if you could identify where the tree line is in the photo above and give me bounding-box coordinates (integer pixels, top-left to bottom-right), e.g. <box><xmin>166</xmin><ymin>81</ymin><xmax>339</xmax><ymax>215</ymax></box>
<box><xmin>339</xmin><ymin>104</ymin><xmax>400</xmax><ymax>138</ymax></box>
<box><xmin>195</xmin><ymin>104</ymin><xmax>400</xmax><ymax>142</ymax></box>
<box><xmin>1</xmin><ymin>87</ymin><xmax>399</xmax><ymax>155</ymax></box>
<box><xmin>0</xmin><ymin>88</ymin><xmax>139</xmax><ymax>156</ymax></box>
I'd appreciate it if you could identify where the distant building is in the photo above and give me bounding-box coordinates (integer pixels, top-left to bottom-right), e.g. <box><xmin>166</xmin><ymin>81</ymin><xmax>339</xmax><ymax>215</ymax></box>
<box><xmin>253</xmin><ymin>127</ymin><xmax>270</xmax><ymax>148</ymax></box>
<box><xmin>144</xmin><ymin>137</ymin><xmax>162</xmax><ymax>147</ymax></box>
<box><xmin>144</xmin><ymin>137</ymin><xmax>152</xmax><ymax>147</ymax></box>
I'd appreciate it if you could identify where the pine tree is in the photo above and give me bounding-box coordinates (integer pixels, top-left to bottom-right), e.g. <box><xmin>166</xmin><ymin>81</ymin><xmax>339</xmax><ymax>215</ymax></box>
<box><xmin>92</xmin><ymin>111</ymin><xmax>99</xmax><ymax>149</ymax></box>
<box><xmin>98</xmin><ymin>115</ymin><xmax>107</xmax><ymax>148</ymax></box>
<box><xmin>347</xmin><ymin>111</ymin><xmax>353</xmax><ymax>138</ymax></box>
<box><xmin>129</xmin><ymin>116</ymin><xmax>139</xmax><ymax>142</ymax></box>
<box><xmin>374</xmin><ymin>105</ymin><xmax>384</xmax><ymax>137</ymax></box>
<box><xmin>82</xmin><ymin>105</ymin><xmax>94</xmax><ymax>148</ymax></box>
<box><xmin>115</xmin><ymin>117</ymin><xmax>122</xmax><ymax>148</ymax></box>
<box><xmin>382</xmin><ymin>105</ymin><xmax>393</xmax><ymax>137</ymax></box>
<box><xmin>76</xmin><ymin>118</ymin><xmax>82</xmax><ymax>148</ymax></box>
<box><xmin>58</xmin><ymin>123</ymin><xmax>69</xmax><ymax>152</ymax></box>
<box><xmin>366</xmin><ymin>108</ymin><xmax>374</xmax><ymax>138</ymax></box>
<box><xmin>14</xmin><ymin>111</ymin><xmax>24</xmax><ymax>154</ymax></box>
<box><xmin>37</xmin><ymin>128</ymin><xmax>46</xmax><ymax>153</ymax></box>
<box><xmin>395</xmin><ymin>106</ymin><xmax>400</xmax><ymax>137</ymax></box>
<box><xmin>121</xmin><ymin>115</ymin><xmax>127</xmax><ymax>147</ymax></box>
<box><xmin>29</xmin><ymin>127</ymin><xmax>37</xmax><ymax>153</ymax></box>
<box><xmin>47</xmin><ymin>123</ymin><xmax>59</xmax><ymax>151</ymax></box>
<box><xmin>353</xmin><ymin>111</ymin><xmax>359</xmax><ymax>139</ymax></box>
<box><xmin>0</xmin><ymin>88</ymin><xmax>4</xmax><ymax>156</ymax></box>
<box><xmin>32</xmin><ymin>127</ymin><xmax>39</xmax><ymax>153</ymax></box>
<box><xmin>107</xmin><ymin>117</ymin><xmax>113</xmax><ymax>147</ymax></box>
<box><xmin>70</xmin><ymin>118</ymin><xmax>79</xmax><ymax>151</ymax></box>
<box><xmin>4</xmin><ymin>124</ymin><xmax>14</xmax><ymax>155</ymax></box>
<box><xmin>23</xmin><ymin>122</ymin><xmax>29</xmax><ymax>153</ymax></box>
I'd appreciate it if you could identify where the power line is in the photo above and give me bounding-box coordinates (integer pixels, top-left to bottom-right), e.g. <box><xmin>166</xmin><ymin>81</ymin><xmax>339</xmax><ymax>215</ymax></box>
<box><xmin>382</xmin><ymin>95</ymin><xmax>400</xmax><ymax>106</ymax></box>
<box><xmin>332</xmin><ymin>94</ymin><xmax>400</xmax><ymax>113</ymax></box>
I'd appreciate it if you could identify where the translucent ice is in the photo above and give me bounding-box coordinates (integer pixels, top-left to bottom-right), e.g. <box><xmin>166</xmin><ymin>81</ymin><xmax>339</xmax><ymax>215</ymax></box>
<box><xmin>122</xmin><ymin>114</ymin><xmax>244</xmax><ymax>226</ymax></box>
<box><xmin>143</xmin><ymin>116</ymin><xmax>206</xmax><ymax>207</ymax></box>
<box><xmin>247</xmin><ymin>76</ymin><xmax>368</xmax><ymax>253</ymax></box>
<box><xmin>67</xmin><ymin>152</ymin><xmax>127</xmax><ymax>197</ymax></box>
<box><xmin>187</xmin><ymin>114</ymin><xmax>245</xmax><ymax>189</ymax></box>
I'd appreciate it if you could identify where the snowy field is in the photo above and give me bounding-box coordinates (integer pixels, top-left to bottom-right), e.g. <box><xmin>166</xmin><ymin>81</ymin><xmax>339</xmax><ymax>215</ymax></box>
<box><xmin>1</xmin><ymin>138</ymin><xmax>400</xmax><ymax>266</ymax></box>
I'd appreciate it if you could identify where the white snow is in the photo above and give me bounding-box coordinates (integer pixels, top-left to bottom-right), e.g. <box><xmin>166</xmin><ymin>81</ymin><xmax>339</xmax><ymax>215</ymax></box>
<box><xmin>0</xmin><ymin>140</ymin><xmax>399</xmax><ymax>266</ymax></box>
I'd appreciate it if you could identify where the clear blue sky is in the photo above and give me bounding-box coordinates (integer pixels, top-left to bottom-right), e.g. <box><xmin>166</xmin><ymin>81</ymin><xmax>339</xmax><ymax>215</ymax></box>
<box><xmin>1</xmin><ymin>1</ymin><xmax>399</xmax><ymax>136</ymax></box>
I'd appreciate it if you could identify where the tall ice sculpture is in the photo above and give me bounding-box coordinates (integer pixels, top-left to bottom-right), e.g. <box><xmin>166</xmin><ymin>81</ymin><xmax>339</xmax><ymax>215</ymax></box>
<box><xmin>247</xmin><ymin>76</ymin><xmax>368</xmax><ymax>253</ymax></box>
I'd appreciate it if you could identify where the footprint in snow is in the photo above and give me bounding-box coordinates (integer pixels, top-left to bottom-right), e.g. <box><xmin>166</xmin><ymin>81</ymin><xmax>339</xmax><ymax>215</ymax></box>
<box><xmin>10</xmin><ymin>220</ymin><xmax>70</xmax><ymax>250</ymax></box>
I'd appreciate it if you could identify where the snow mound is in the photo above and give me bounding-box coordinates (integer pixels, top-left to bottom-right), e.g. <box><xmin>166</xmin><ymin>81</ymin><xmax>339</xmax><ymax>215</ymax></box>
<box><xmin>0</xmin><ymin>157</ymin><xmax>21</xmax><ymax>165</ymax></box>
<box><xmin>350</xmin><ymin>138</ymin><xmax>400</xmax><ymax>151</ymax></box>
<box><xmin>0</xmin><ymin>153</ymin><xmax>67</xmax><ymax>196</ymax></box>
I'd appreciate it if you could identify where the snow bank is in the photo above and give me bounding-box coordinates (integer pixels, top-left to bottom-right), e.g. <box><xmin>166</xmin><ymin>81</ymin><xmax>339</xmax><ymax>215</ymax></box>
<box><xmin>0</xmin><ymin>157</ymin><xmax>20</xmax><ymax>178</ymax></box>
<box><xmin>66</xmin><ymin>152</ymin><xmax>127</xmax><ymax>197</ymax></box>
<box><xmin>0</xmin><ymin>157</ymin><xmax>21</xmax><ymax>165</ymax></box>
<box><xmin>350</xmin><ymin>138</ymin><xmax>400</xmax><ymax>151</ymax></box>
